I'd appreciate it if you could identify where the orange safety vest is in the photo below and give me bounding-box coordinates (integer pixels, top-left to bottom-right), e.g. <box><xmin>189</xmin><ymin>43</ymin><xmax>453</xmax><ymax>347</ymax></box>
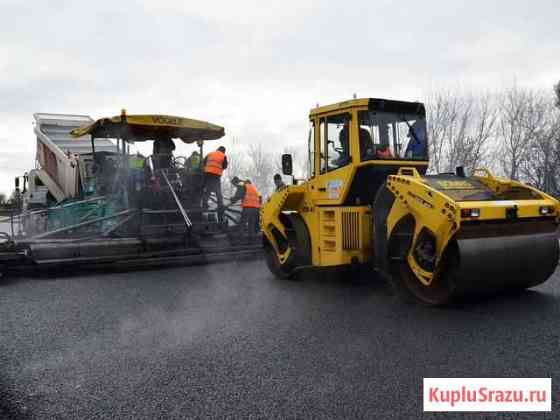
<box><xmin>242</xmin><ymin>183</ymin><xmax>261</xmax><ymax>208</ymax></box>
<box><xmin>204</xmin><ymin>150</ymin><xmax>225</xmax><ymax>176</ymax></box>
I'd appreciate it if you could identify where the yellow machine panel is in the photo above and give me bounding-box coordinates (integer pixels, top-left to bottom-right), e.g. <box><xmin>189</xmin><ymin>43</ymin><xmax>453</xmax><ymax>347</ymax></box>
<box><xmin>317</xmin><ymin>207</ymin><xmax>371</xmax><ymax>266</ymax></box>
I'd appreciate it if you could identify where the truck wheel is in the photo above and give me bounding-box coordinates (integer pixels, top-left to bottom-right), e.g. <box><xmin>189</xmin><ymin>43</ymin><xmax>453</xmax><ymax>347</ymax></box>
<box><xmin>263</xmin><ymin>214</ymin><xmax>311</xmax><ymax>281</ymax></box>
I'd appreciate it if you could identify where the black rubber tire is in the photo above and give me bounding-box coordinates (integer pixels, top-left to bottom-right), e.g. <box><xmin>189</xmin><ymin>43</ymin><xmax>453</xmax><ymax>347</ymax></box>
<box><xmin>263</xmin><ymin>235</ymin><xmax>297</xmax><ymax>280</ymax></box>
<box><xmin>262</xmin><ymin>214</ymin><xmax>311</xmax><ymax>281</ymax></box>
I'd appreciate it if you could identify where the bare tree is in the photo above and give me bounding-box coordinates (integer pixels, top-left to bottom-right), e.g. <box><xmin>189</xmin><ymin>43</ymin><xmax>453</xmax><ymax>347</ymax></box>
<box><xmin>498</xmin><ymin>85</ymin><xmax>549</xmax><ymax>180</ymax></box>
<box><xmin>246</xmin><ymin>143</ymin><xmax>275</xmax><ymax>197</ymax></box>
<box><xmin>221</xmin><ymin>137</ymin><xmax>249</xmax><ymax>199</ymax></box>
<box><xmin>463</xmin><ymin>94</ymin><xmax>498</xmax><ymax>173</ymax></box>
<box><xmin>425</xmin><ymin>83</ymin><xmax>560</xmax><ymax>195</ymax></box>
<box><xmin>518</xmin><ymin>96</ymin><xmax>560</xmax><ymax>194</ymax></box>
<box><xmin>426</xmin><ymin>90</ymin><xmax>497</xmax><ymax>174</ymax></box>
<box><xmin>425</xmin><ymin>90</ymin><xmax>457</xmax><ymax>173</ymax></box>
<box><xmin>220</xmin><ymin>141</ymin><xmax>307</xmax><ymax>200</ymax></box>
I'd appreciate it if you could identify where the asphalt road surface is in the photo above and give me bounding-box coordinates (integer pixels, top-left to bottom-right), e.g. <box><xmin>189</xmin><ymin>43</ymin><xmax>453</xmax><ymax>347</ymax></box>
<box><xmin>1</xmin><ymin>260</ymin><xmax>559</xmax><ymax>419</ymax></box>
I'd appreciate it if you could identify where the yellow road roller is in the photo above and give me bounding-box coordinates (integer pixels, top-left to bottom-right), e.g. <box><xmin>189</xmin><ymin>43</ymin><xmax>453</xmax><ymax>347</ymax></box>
<box><xmin>261</xmin><ymin>98</ymin><xmax>560</xmax><ymax>305</ymax></box>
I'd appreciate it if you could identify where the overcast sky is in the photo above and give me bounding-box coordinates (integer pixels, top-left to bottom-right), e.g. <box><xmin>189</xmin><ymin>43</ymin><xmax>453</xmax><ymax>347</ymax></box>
<box><xmin>0</xmin><ymin>0</ymin><xmax>558</xmax><ymax>194</ymax></box>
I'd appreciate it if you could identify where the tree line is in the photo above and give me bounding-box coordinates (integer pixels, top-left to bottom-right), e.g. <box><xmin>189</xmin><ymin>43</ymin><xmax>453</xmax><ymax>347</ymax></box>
<box><xmin>225</xmin><ymin>80</ymin><xmax>560</xmax><ymax>198</ymax></box>
<box><xmin>427</xmin><ymin>81</ymin><xmax>560</xmax><ymax>195</ymax></box>
<box><xmin>221</xmin><ymin>139</ymin><xmax>306</xmax><ymax>200</ymax></box>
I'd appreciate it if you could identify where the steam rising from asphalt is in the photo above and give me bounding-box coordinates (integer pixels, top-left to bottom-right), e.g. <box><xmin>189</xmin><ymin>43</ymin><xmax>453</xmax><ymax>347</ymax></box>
<box><xmin>1</xmin><ymin>260</ymin><xmax>281</xmax><ymax>415</ymax></box>
<box><xmin>116</xmin><ymin>260</ymin><xmax>293</xmax><ymax>350</ymax></box>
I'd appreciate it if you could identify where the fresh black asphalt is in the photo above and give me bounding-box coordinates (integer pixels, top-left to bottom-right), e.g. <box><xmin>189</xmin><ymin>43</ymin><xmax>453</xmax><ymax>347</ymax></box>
<box><xmin>1</xmin><ymin>260</ymin><xmax>559</xmax><ymax>419</ymax></box>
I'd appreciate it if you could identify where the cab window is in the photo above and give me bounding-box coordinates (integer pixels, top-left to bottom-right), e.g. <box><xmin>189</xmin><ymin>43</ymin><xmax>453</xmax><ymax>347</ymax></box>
<box><xmin>320</xmin><ymin>113</ymin><xmax>351</xmax><ymax>173</ymax></box>
<box><xmin>358</xmin><ymin>111</ymin><xmax>428</xmax><ymax>160</ymax></box>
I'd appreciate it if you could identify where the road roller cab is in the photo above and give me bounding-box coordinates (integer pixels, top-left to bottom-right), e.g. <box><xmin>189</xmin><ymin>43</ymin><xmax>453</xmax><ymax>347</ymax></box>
<box><xmin>261</xmin><ymin>97</ymin><xmax>560</xmax><ymax>305</ymax></box>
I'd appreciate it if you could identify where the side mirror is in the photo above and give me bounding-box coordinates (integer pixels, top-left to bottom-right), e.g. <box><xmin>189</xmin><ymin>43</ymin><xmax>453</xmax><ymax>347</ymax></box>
<box><xmin>455</xmin><ymin>166</ymin><xmax>466</xmax><ymax>178</ymax></box>
<box><xmin>281</xmin><ymin>154</ymin><xmax>293</xmax><ymax>176</ymax></box>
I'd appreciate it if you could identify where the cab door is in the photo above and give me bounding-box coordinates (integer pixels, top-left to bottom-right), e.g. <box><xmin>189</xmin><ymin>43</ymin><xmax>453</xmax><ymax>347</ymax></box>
<box><xmin>308</xmin><ymin>112</ymin><xmax>355</xmax><ymax>205</ymax></box>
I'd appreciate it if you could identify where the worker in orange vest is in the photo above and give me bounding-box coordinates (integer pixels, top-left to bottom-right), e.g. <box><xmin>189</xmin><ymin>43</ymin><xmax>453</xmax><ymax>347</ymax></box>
<box><xmin>202</xmin><ymin>146</ymin><xmax>228</xmax><ymax>222</ymax></box>
<box><xmin>230</xmin><ymin>177</ymin><xmax>260</xmax><ymax>240</ymax></box>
